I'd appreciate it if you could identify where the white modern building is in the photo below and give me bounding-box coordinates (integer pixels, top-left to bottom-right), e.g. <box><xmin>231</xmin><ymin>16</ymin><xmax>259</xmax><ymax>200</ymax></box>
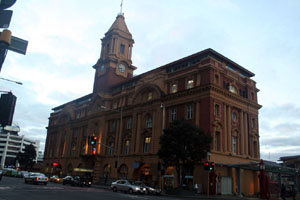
<box><xmin>0</xmin><ymin>125</ymin><xmax>40</xmax><ymax>168</ymax></box>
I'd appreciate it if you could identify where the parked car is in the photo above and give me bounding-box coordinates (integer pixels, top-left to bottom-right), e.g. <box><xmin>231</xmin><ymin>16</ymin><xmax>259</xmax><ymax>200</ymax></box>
<box><xmin>62</xmin><ymin>176</ymin><xmax>74</xmax><ymax>185</ymax></box>
<box><xmin>50</xmin><ymin>175</ymin><xmax>62</xmax><ymax>183</ymax></box>
<box><xmin>111</xmin><ymin>180</ymin><xmax>146</xmax><ymax>194</ymax></box>
<box><xmin>24</xmin><ymin>173</ymin><xmax>48</xmax><ymax>185</ymax></box>
<box><xmin>134</xmin><ymin>181</ymin><xmax>161</xmax><ymax>195</ymax></box>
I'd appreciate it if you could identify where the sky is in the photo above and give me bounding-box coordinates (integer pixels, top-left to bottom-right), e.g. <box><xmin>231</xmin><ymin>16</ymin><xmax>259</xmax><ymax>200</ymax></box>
<box><xmin>0</xmin><ymin>0</ymin><xmax>299</xmax><ymax>162</ymax></box>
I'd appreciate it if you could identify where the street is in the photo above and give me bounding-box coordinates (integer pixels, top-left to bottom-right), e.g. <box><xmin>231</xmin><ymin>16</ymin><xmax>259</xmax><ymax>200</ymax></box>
<box><xmin>0</xmin><ymin>176</ymin><xmax>187</xmax><ymax>200</ymax></box>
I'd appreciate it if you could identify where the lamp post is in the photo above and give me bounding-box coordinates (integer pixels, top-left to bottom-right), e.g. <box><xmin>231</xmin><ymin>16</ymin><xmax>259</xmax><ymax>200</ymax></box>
<box><xmin>101</xmin><ymin>106</ymin><xmax>123</xmax><ymax>170</ymax></box>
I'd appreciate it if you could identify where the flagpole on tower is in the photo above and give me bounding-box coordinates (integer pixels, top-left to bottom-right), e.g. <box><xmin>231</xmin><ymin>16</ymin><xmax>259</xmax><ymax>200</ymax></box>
<box><xmin>119</xmin><ymin>0</ymin><xmax>124</xmax><ymax>16</ymax></box>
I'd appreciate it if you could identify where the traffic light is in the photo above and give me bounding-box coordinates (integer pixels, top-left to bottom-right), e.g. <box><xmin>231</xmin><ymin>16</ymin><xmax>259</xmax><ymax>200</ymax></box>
<box><xmin>0</xmin><ymin>0</ymin><xmax>16</xmax><ymax>28</ymax></box>
<box><xmin>204</xmin><ymin>162</ymin><xmax>210</xmax><ymax>171</ymax></box>
<box><xmin>210</xmin><ymin>162</ymin><xmax>215</xmax><ymax>171</ymax></box>
<box><xmin>204</xmin><ymin>162</ymin><xmax>215</xmax><ymax>171</ymax></box>
<box><xmin>52</xmin><ymin>162</ymin><xmax>60</xmax><ymax>167</ymax></box>
<box><xmin>89</xmin><ymin>136</ymin><xmax>97</xmax><ymax>145</ymax></box>
<box><xmin>92</xmin><ymin>147</ymin><xmax>96</xmax><ymax>155</ymax></box>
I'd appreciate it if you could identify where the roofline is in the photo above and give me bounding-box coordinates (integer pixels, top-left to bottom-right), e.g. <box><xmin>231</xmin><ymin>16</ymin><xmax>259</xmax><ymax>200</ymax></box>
<box><xmin>111</xmin><ymin>48</ymin><xmax>255</xmax><ymax>90</ymax></box>
<box><xmin>52</xmin><ymin>93</ymin><xmax>93</xmax><ymax>111</ymax></box>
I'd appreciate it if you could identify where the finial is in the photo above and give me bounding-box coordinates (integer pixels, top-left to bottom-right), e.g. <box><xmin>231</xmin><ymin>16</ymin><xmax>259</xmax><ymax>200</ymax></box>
<box><xmin>119</xmin><ymin>0</ymin><xmax>124</xmax><ymax>16</ymax></box>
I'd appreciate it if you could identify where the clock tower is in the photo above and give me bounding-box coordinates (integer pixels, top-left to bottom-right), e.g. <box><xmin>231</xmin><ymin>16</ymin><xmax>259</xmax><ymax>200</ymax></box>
<box><xmin>93</xmin><ymin>14</ymin><xmax>135</xmax><ymax>93</ymax></box>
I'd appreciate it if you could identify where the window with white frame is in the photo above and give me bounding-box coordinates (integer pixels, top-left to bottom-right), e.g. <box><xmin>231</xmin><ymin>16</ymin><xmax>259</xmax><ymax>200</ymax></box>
<box><xmin>232</xmin><ymin>136</ymin><xmax>237</xmax><ymax>154</ymax></box>
<box><xmin>171</xmin><ymin>107</ymin><xmax>177</xmax><ymax>121</ymax></box>
<box><xmin>187</xmin><ymin>104</ymin><xmax>193</xmax><ymax>119</ymax></box>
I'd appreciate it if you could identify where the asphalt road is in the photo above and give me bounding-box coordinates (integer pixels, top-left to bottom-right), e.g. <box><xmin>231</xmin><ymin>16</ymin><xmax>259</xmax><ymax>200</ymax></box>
<box><xmin>0</xmin><ymin>176</ymin><xmax>185</xmax><ymax>200</ymax></box>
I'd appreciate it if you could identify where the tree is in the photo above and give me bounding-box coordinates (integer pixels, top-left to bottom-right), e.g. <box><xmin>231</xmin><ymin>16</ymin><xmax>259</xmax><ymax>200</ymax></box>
<box><xmin>15</xmin><ymin>144</ymin><xmax>36</xmax><ymax>170</ymax></box>
<box><xmin>158</xmin><ymin>119</ymin><xmax>212</xmax><ymax>186</ymax></box>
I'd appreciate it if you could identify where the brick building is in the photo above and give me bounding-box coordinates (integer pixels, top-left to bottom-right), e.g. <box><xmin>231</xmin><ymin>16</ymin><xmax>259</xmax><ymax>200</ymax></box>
<box><xmin>43</xmin><ymin>14</ymin><xmax>261</xmax><ymax>196</ymax></box>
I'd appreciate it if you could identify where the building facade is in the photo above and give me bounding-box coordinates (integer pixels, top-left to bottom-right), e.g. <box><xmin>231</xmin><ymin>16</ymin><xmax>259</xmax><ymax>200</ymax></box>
<box><xmin>43</xmin><ymin>14</ymin><xmax>261</xmax><ymax>196</ymax></box>
<box><xmin>0</xmin><ymin>125</ymin><xmax>40</xmax><ymax>168</ymax></box>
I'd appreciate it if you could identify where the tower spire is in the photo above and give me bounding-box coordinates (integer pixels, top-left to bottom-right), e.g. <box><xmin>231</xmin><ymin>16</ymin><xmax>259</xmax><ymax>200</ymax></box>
<box><xmin>119</xmin><ymin>0</ymin><xmax>124</xmax><ymax>16</ymax></box>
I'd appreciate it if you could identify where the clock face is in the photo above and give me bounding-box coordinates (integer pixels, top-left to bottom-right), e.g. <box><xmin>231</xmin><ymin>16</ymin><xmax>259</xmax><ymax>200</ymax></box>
<box><xmin>100</xmin><ymin>64</ymin><xmax>105</xmax><ymax>72</ymax></box>
<box><xmin>118</xmin><ymin>63</ymin><xmax>126</xmax><ymax>73</ymax></box>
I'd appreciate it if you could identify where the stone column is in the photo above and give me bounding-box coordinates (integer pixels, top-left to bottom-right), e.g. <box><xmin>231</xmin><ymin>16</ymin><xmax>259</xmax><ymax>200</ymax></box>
<box><xmin>223</xmin><ymin>104</ymin><xmax>227</xmax><ymax>152</ymax></box>
<box><xmin>240</xmin><ymin>111</ymin><xmax>244</xmax><ymax>155</ymax></box>
<box><xmin>135</xmin><ymin>113</ymin><xmax>142</xmax><ymax>153</ymax></box>
<box><xmin>227</xmin><ymin>106</ymin><xmax>231</xmax><ymax>152</ymax></box>
<box><xmin>244</xmin><ymin>113</ymin><xmax>248</xmax><ymax>155</ymax></box>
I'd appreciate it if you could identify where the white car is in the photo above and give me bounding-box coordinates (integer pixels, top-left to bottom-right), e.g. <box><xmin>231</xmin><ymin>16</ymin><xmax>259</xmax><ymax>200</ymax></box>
<box><xmin>111</xmin><ymin>180</ymin><xmax>146</xmax><ymax>194</ymax></box>
<box><xmin>134</xmin><ymin>181</ymin><xmax>161</xmax><ymax>195</ymax></box>
<box><xmin>24</xmin><ymin>173</ymin><xmax>48</xmax><ymax>185</ymax></box>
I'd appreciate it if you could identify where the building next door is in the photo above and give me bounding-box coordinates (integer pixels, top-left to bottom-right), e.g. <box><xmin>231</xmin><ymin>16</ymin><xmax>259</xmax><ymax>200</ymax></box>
<box><xmin>221</xmin><ymin>176</ymin><xmax>232</xmax><ymax>195</ymax></box>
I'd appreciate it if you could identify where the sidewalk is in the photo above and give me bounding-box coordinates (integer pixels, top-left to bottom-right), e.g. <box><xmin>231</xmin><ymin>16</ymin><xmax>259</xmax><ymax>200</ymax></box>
<box><xmin>91</xmin><ymin>184</ymin><xmax>258</xmax><ymax>199</ymax></box>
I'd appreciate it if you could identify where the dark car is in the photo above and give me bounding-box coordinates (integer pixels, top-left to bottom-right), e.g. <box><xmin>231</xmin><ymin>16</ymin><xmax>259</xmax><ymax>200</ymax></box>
<box><xmin>71</xmin><ymin>176</ymin><xmax>92</xmax><ymax>187</ymax></box>
<box><xmin>62</xmin><ymin>176</ymin><xmax>74</xmax><ymax>185</ymax></box>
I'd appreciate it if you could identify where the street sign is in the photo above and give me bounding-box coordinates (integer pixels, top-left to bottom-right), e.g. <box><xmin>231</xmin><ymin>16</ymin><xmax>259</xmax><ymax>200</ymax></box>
<box><xmin>8</xmin><ymin>34</ymin><xmax>28</xmax><ymax>55</ymax></box>
<box><xmin>0</xmin><ymin>10</ymin><xmax>12</xmax><ymax>28</ymax></box>
<box><xmin>0</xmin><ymin>32</ymin><xmax>28</xmax><ymax>55</ymax></box>
<box><xmin>0</xmin><ymin>0</ymin><xmax>17</xmax><ymax>10</ymax></box>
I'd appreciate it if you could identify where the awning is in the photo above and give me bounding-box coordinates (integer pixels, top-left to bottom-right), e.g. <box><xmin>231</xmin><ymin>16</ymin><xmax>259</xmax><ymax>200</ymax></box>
<box><xmin>73</xmin><ymin>168</ymin><xmax>93</xmax><ymax>173</ymax></box>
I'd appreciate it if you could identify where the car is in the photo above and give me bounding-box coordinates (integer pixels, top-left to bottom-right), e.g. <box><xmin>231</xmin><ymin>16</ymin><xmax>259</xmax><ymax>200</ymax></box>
<box><xmin>18</xmin><ymin>171</ymin><xmax>29</xmax><ymax>178</ymax></box>
<box><xmin>111</xmin><ymin>180</ymin><xmax>146</xmax><ymax>194</ymax></box>
<box><xmin>24</xmin><ymin>173</ymin><xmax>48</xmax><ymax>185</ymax></box>
<box><xmin>50</xmin><ymin>175</ymin><xmax>62</xmax><ymax>183</ymax></box>
<box><xmin>71</xmin><ymin>176</ymin><xmax>92</xmax><ymax>187</ymax></box>
<box><xmin>62</xmin><ymin>176</ymin><xmax>74</xmax><ymax>185</ymax></box>
<box><xmin>134</xmin><ymin>181</ymin><xmax>161</xmax><ymax>195</ymax></box>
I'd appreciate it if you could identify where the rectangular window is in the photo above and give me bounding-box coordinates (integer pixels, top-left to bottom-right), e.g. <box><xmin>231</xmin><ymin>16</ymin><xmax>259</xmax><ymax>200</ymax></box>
<box><xmin>187</xmin><ymin>79</ymin><xmax>194</xmax><ymax>89</ymax></box>
<box><xmin>144</xmin><ymin>137</ymin><xmax>151</xmax><ymax>153</ymax></box>
<box><xmin>106</xmin><ymin>43</ymin><xmax>110</xmax><ymax>54</ymax></box>
<box><xmin>124</xmin><ymin>140</ymin><xmax>130</xmax><ymax>155</ymax></box>
<box><xmin>146</xmin><ymin>116</ymin><xmax>152</xmax><ymax>128</ymax></box>
<box><xmin>187</xmin><ymin>104</ymin><xmax>193</xmax><ymax>119</ymax></box>
<box><xmin>254</xmin><ymin>141</ymin><xmax>258</xmax><ymax>158</ymax></box>
<box><xmin>171</xmin><ymin>107</ymin><xmax>177</xmax><ymax>121</ymax></box>
<box><xmin>108</xmin><ymin>142</ymin><xmax>114</xmax><ymax>155</ymax></box>
<box><xmin>214</xmin><ymin>104</ymin><xmax>220</xmax><ymax>117</ymax></box>
<box><xmin>111</xmin><ymin>120</ymin><xmax>116</xmax><ymax>132</ymax></box>
<box><xmin>232</xmin><ymin>136</ymin><xmax>237</xmax><ymax>154</ymax></box>
<box><xmin>120</xmin><ymin>44</ymin><xmax>125</xmax><ymax>54</ymax></box>
<box><xmin>126</xmin><ymin>117</ymin><xmax>132</xmax><ymax>129</ymax></box>
<box><xmin>148</xmin><ymin>92</ymin><xmax>153</xmax><ymax>100</ymax></box>
<box><xmin>215</xmin><ymin>132</ymin><xmax>221</xmax><ymax>151</ymax></box>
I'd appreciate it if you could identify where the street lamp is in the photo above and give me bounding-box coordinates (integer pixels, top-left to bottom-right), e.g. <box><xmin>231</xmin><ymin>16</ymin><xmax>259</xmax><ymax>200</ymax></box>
<box><xmin>101</xmin><ymin>106</ymin><xmax>123</xmax><ymax>169</ymax></box>
<box><xmin>0</xmin><ymin>77</ymin><xmax>22</xmax><ymax>85</ymax></box>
